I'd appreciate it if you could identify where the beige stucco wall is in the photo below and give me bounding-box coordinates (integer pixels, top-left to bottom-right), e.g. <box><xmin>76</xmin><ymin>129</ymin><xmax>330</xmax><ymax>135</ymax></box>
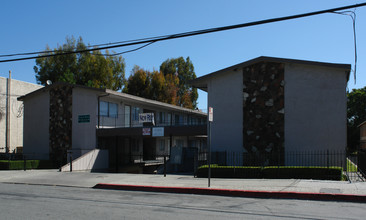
<box><xmin>0</xmin><ymin>77</ymin><xmax>43</xmax><ymax>153</ymax></box>
<box><xmin>284</xmin><ymin>63</ymin><xmax>347</xmax><ymax>164</ymax></box>
<box><xmin>72</xmin><ymin>87</ymin><xmax>100</xmax><ymax>158</ymax></box>
<box><xmin>207</xmin><ymin>69</ymin><xmax>243</xmax><ymax>153</ymax></box>
<box><xmin>22</xmin><ymin>90</ymin><xmax>49</xmax><ymax>159</ymax></box>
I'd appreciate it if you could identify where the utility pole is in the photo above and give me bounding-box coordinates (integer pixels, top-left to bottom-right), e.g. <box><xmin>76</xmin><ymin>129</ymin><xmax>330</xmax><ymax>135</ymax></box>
<box><xmin>6</xmin><ymin>71</ymin><xmax>11</xmax><ymax>153</ymax></box>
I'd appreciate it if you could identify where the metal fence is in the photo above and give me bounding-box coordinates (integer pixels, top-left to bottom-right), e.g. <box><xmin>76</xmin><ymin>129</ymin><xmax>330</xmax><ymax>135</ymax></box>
<box><xmin>358</xmin><ymin>150</ymin><xmax>366</xmax><ymax>176</ymax></box>
<box><xmin>118</xmin><ymin>154</ymin><xmax>169</xmax><ymax>165</ymax></box>
<box><xmin>2</xmin><ymin>150</ymin><xmax>365</xmax><ymax>181</ymax></box>
<box><xmin>198</xmin><ymin>150</ymin><xmax>346</xmax><ymax>166</ymax></box>
<box><xmin>0</xmin><ymin>153</ymin><xmax>51</xmax><ymax>161</ymax></box>
<box><xmin>349</xmin><ymin>150</ymin><xmax>366</xmax><ymax>181</ymax></box>
<box><xmin>0</xmin><ymin>153</ymin><xmax>24</xmax><ymax>160</ymax></box>
<box><xmin>0</xmin><ymin>153</ymin><xmax>53</xmax><ymax>171</ymax></box>
<box><xmin>197</xmin><ymin>150</ymin><xmax>366</xmax><ymax>181</ymax></box>
<box><xmin>97</xmin><ymin>113</ymin><xmax>206</xmax><ymax>128</ymax></box>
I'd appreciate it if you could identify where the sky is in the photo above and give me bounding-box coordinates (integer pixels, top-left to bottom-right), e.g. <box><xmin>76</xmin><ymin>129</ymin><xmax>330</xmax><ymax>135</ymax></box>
<box><xmin>1</xmin><ymin>0</ymin><xmax>366</xmax><ymax>111</ymax></box>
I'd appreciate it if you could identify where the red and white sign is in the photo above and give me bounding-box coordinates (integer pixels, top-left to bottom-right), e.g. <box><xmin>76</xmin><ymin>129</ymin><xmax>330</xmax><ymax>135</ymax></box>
<box><xmin>142</xmin><ymin>128</ymin><xmax>151</xmax><ymax>136</ymax></box>
<box><xmin>209</xmin><ymin>107</ymin><xmax>213</xmax><ymax>122</ymax></box>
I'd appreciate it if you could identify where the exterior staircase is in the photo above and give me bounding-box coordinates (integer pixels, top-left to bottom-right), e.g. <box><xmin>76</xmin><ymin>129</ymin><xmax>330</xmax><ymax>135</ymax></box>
<box><xmin>61</xmin><ymin>149</ymin><xmax>108</xmax><ymax>172</ymax></box>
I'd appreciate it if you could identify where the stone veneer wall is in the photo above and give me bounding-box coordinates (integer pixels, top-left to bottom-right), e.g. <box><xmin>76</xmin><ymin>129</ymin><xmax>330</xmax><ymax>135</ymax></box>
<box><xmin>49</xmin><ymin>85</ymin><xmax>72</xmax><ymax>167</ymax></box>
<box><xmin>243</xmin><ymin>62</ymin><xmax>284</xmax><ymax>166</ymax></box>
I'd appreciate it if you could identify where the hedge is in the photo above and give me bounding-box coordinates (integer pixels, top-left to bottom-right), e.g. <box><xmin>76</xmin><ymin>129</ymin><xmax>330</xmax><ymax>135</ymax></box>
<box><xmin>197</xmin><ymin>165</ymin><xmax>262</xmax><ymax>178</ymax></box>
<box><xmin>196</xmin><ymin>165</ymin><xmax>343</xmax><ymax>180</ymax></box>
<box><xmin>0</xmin><ymin>160</ymin><xmax>54</xmax><ymax>170</ymax></box>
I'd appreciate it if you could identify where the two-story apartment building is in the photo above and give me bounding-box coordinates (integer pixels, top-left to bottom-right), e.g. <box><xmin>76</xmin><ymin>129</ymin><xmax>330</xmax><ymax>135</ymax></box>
<box><xmin>192</xmin><ymin>56</ymin><xmax>350</xmax><ymax>166</ymax></box>
<box><xmin>18</xmin><ymin>83</ymin><xmax>207</xmax><ymax>171</ymax></box>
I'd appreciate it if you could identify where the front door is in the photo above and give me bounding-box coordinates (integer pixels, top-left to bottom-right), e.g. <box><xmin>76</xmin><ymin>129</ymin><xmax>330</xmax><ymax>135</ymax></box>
<box><xmin>143</xmin><ymin>138</ymin><xmax>156</xmax><ymax>161</ymax></box>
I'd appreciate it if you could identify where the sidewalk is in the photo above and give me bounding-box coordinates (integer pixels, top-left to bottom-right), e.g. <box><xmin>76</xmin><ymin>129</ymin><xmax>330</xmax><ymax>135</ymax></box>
<box><xmin>1</xmin><ymin>170</ymin><xmax>366</xmax><ymax>202</ymax></box>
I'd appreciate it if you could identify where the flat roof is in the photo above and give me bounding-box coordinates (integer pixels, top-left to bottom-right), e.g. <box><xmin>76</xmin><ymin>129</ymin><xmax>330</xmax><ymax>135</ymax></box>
<box><xmin>191</xmin><ymin>56</ymin><xmax>351</xmax><ymax>91</ymax></box>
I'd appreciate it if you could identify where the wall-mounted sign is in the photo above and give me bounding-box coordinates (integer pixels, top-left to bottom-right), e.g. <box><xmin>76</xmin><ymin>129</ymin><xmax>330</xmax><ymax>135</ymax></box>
<box><xmin>142</xmin><ymin>128</ymin><xmax>151</xmax><ymax>136</ymax></box>
<box><xmin>78</xmin><ymin>115</ymin><xmax>90</xmax><ymax>123</ymax></box>
<box><xmin>152</xmin><ymin>127</ymin><xmax>164</xmax><ymax>137</ymax></box>
<box><xmin>139</xmin><ymin>113</ymin><xmax>155</xmax><ymax>125</ymax></box>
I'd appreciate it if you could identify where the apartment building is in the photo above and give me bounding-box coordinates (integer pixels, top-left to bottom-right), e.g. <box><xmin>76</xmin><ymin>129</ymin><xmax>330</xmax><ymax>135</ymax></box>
<box><xmin>18</xmin><ymin>83</ymin><xmax>207</xmax><ymax>171</ymax></box>
<box><xmin>192</xmin><ymin>56</ymin><xmax>350</xmax><ymax>166</ymax></box>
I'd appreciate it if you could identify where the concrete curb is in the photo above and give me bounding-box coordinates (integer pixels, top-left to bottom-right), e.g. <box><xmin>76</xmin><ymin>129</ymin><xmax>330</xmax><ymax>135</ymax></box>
<box><xmin>93</xmin><ymin>183</ymin><xmax>366</xmax><ymax>203</ymax></box>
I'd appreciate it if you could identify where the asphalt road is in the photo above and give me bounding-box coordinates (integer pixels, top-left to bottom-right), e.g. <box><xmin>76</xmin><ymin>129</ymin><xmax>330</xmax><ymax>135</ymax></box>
<box><xmin>0</xmin><ymin>183</ymin><xmax>365</xmax><ymax>220</ymax></box>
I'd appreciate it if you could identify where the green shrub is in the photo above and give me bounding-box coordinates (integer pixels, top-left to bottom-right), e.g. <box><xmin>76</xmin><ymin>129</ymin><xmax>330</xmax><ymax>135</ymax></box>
<box><xmin>262</xmin><ymin>166</ymin><xmax>343</xmax><ymax>180</ymax></box>
<box><xmin>196</xmin><ymin>165</ymin><xmax>343</xmax><ymax>180</ymax></box>
<box><xmin>346</xmin><ymin>159</ymin><xmax>357</xmax><ymax>172</ymax></box>
<box><xmin>197</xmin><ymin>165</ymin><xmax>262</xmax><ymax>178</ymax></box>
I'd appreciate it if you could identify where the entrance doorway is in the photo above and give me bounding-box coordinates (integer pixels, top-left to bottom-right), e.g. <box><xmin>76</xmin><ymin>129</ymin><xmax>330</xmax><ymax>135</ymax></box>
<box><xmin>143</xmin><ymin>138</ymin><xmax>156</xmax><ymax>161</ymax></box>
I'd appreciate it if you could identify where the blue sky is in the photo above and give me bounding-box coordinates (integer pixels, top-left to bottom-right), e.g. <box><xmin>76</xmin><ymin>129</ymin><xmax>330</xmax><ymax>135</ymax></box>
<box><xmin>1</xmin><ymin>0</ymin><xmax>365</xmax><ymax>111</ymax></box>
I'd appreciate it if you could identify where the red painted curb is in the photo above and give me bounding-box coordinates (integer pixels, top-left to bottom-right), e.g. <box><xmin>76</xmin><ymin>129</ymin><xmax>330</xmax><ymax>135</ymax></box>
<box><xmin>93</xmin><ymin>183</ymin><xmax>366</xmax><ymax>203</ymax></box>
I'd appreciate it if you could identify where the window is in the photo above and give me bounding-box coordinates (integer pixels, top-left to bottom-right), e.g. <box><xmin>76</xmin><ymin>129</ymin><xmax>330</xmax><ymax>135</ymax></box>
<box><xmin>167</xmin><ymin>113</ymin><xmax>171</xmax><ymax>125</ymax></box>
<box><xmin>99</xmin><ymin>101</ymin><xmax>118</xmax><ymax>118</ymax></box>
<box><xmin>159</xmin><ymin>139</ymin><xmax>165</xmax><ymax>152</ymax></box>
<box><xmin>188</xmin><ymin>116</ymin><xmax>197</xmax><ymax>125</ymax></box>
<box><xmin>100</xmin><ymin>101</ymin><xmax>108</xmax><ymax>116</ymax></box>
<box><xmin>159</xmin><ymin>112</ymin><xmax>165</xmax><ymax>124</ymax></box>
<box><xmin>109</xmin><ymin>103</ymin><xmax>118</xmax><ymax>118</ymax></box>
<box><xmin>175</xmin><ymin>114</ymin><xmax>183</xmax><ymax>125</ymax></box>
<box><xmin>124</xmin><ymin>105</ymin><xmax>131</xmax><ymax>127</ymax></box>
<box><xmin>176</xmin><ymin>139</ymin><xmax>184</xmax><ymax>148</ymax></box>
<box><xmin>132</xmin><ymin>107</ymin><xmax>140</xmax><ymax>121</ymax></box>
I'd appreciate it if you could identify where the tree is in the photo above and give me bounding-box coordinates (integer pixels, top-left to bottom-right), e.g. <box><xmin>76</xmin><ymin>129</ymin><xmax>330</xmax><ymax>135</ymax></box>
<box><xmin>124</xmin><ymin>57</ymin><xmax>197</xmax><ymax>109</ymax></box>
<box><xmin>162</xmin><ymin>73</ymin><xmax>180</xmax><ymax>106</ymax></box>
<box><xmin>123</xmin><ymin>66</ymin><xmax>180</xmax><ymax>106</ymax></box>
<box><xmin>150</xmin><ymin>70</ymin><xmax>166</xmax><ymax>101</ymax></box>
<box><xmin>160</xmin><ymin>57</ymin><xmax>198</xmax><ymax>108</ymax></box>
<box><xmin>34</xmin><ymin>36</ymin><xmax>126</xmax><ymax>90</ymax></box>
<box><xmin>123</xmin><ymin>66</ymin><xmax>151</xmax><ymax>98</ymax></box>
<box><xmin>347</xmin><ymin>87</ymin><xmax>366</xmax><ymax>152</ymax></box>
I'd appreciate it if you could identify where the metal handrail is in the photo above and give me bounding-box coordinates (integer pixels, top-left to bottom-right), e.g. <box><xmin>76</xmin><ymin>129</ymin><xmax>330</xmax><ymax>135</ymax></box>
<box><xmin>97</xmin><ymin>113</ymin><xmax>207</xmax><ymax>128</ymax></box>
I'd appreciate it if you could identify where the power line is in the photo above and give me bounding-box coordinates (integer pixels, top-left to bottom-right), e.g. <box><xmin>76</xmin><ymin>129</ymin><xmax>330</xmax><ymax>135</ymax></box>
<box><xmin>0</xmin><ymin>37</ymin><xmax>160</xmax><ymax>58</ymax></box>
<box><xmin>1</xmin><ymin>2</ymin><xmax>366</xmax><ymax>63</ymax></box>
<box><xmin>331</xmin><ymin>10</ymin><xmax>357</xmax><ymax>83</ymax></box>
<box><xmin>94</xmin><ymin>41</ymin><xmax>157</xmax><ymax>57</ymax></box>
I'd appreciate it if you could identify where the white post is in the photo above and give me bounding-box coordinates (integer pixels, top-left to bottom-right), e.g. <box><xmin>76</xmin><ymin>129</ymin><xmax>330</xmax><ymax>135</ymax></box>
<box><xmin>6</xmin><ymin>71</ymin><xmax>11</xmax><ymax>153</ymax></box>
<box><xmin>208</xmin><ymin>107</ymin><xmax>213</xmax><ymax>187</ymax></box>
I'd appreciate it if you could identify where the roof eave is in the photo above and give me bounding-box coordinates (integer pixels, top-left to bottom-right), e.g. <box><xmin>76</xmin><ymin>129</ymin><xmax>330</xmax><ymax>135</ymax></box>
<box><xmin>105</xmin><ymin>89</ymin><xmax>207</xmax><ymax>116</ymax></box>
<box><xmin>192</xmin><ymin>56</ymin><xmax>352</xmax><ymax>85</ymax></box>
<box><xmin>17</xmin><ymin>82</ymin><xmax>106</xmax><ymax>101</ymax></box>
